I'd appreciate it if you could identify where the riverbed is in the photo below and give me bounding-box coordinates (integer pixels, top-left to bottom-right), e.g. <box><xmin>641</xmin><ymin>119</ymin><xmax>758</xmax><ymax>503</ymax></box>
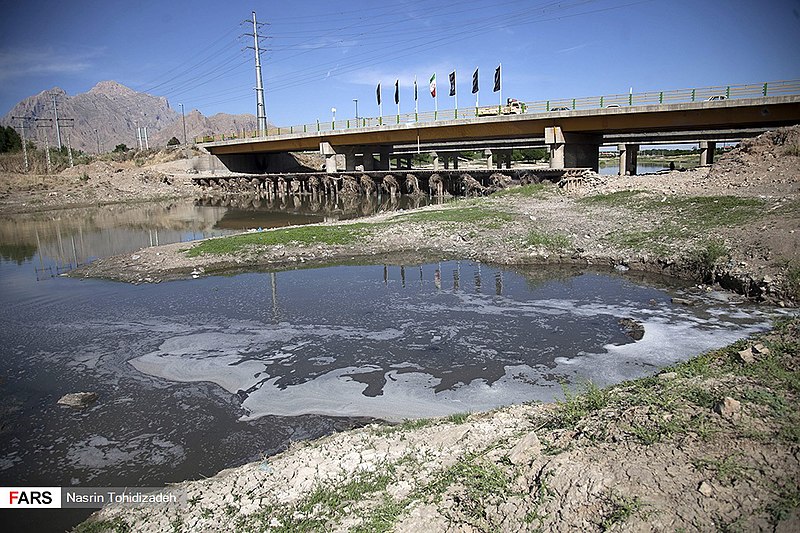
<box><xmin>0</xmin><ymin>197</ymin><xmax>777</xmax><ymax>532</ymax></box>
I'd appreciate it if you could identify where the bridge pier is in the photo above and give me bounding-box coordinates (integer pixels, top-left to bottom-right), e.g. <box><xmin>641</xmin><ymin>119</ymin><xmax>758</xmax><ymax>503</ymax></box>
<box><xmin>362</xmin><ymin>146</ymin><xmax>375</xmax><ymax>171</ymax></box>
<box><xmin>546</xmin><ymin>127</ymin><xmax>601</xmax><ymax>172</ymax></box>
<box><xmin>379</xmin><ymin>146</ymin><xmax>391</xmax><ymax>171</ymax></box>
<box><xmin>618</xmin><ymin>143</ymin><xmax>639</xmax><ymax>175</ymax></box>
<box><xmin>431</xmin><ymin>151</ymin><xmax>439</xmax><ymax>170</ymax></box>
<box><xmin>485</xmin><ymin>149</ymin><xmax>494</xmax><ymax>169</ymax></box>
<box><xmin>699</xmin><ymin>141</ymin><xmax>716</xmax><ymax>165</ymax></box>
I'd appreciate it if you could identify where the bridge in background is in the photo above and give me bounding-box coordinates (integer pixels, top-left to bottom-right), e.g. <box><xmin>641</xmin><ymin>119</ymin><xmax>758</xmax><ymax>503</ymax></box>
<box><xmin>197</xmin><ymin>81</ymin><xmax>800</xmax><ymax>176</ymax></box>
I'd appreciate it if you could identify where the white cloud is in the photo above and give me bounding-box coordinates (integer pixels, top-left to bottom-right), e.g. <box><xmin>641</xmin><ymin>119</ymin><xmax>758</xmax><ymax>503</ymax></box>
<box><xmin>0</xmin><ymin>46</ymin><xmax>103</xmax><ymax>81</ymax></box>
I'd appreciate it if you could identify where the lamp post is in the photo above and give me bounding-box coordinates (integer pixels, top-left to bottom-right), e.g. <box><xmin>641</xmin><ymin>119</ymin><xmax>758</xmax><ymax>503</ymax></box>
<box><xmin>179</xmin><ymin>103</ymin><xmax>187</xmax><ymax>145</ymax></box>
<box><xmin>353</xmin><ymin>99</ymin><xmax>359</xmax><ymax>121</ymax></box>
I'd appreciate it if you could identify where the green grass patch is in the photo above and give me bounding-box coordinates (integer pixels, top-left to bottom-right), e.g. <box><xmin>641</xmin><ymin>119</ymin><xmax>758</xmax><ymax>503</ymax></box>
<box><xmin>239</xmin><ymin>467</ymin><xmax>396</xmax><ymax>532</ymax></box>
<box><xmin>547</xmin><ymin>381</ymin><xmax>611</xmax><ymax>430</ymax></box>
<box><xmin>73</xmin><ymin>518</ymin><xmax>132</xmax><ymax>533</ymax></box>
<box><xmin>526</xmin><ymin>230</ymin><xmax>571</xmax><ymax>252</ymax></box>
<box><xmin>186</xmin><ymin>223</ymin><xmax>371</xmax><ymax>257</ymax></box>
<box><xmin>445</xmin><ymin>412</ymin><xmax>471</xmax><ymax>424</ymax></box>
<box><xmin>601</xmin><ymin>492</ymin><xmax>646</xmax><ymax>531</ymax></box>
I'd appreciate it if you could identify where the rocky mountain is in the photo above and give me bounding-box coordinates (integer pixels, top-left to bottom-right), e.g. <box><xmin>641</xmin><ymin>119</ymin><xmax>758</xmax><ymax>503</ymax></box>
<box><xmin>0</xmin><ymin>81</ymin><xmax>259</xmax><ymax>154</ymax></box>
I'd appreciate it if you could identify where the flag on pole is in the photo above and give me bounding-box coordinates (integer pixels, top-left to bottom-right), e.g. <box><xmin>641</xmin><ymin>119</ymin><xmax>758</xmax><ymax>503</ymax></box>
<box><xmin>376</xmin><ymin>83</ymin><xmax>381</xmax><ymax>105</ymax></box>
<box><xmin>472</xmin><ymin>68</ymin><xmax>479</xmax><ymax>94</ymax></box>
<box><xmin>449</xmin><ymin>71</ymin><xmax>456</xmax><ymax>97</ymax></box>
<box><xmin>394</xmin><ymin>79</ymin><xmax>399</xmax><ymax>104</ymax></box>
<box><xmin>429</xmin><ymin>73</ymin><xmax>436</xmax><ymax>97</ymax></box>
<box><xmin>414</xmin><ymin>77</ymin><xmax>418</xmax><ymax>102</ymax></box>
<box><xmin>493</xmin><ymin>64</ymin><xmax>501</xmax><ymax>92</ymax></box>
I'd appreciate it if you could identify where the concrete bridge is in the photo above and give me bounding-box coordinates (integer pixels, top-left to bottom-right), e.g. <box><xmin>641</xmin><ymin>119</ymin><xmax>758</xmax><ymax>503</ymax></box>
<box><xmin>198</xmin><ymin>81</ymin><xmax>800</xmax><ymax>176</ymax></box>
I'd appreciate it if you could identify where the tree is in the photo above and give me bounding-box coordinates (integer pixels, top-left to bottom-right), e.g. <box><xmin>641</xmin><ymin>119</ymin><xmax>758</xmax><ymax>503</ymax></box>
<box><xmin>113</xmin><ymin>143</ymin><xmax>129</xmax><ymax>153</ymax></box>
<box><xmin>167</xmin><ymin>136</ymin><xmax>181</xmax><ymax>146</ymax></box>
<box><xmin>0</xmin><ymin>126</ymin><xmax>23</xmax><ymax>153</ymax></box>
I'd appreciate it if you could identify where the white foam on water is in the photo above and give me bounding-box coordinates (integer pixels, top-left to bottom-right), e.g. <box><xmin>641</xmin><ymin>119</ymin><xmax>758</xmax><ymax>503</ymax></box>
<box><xmin>125</xmin><ymin>293</ymin><xmax>773</xmax><ymax>422</ymax></box>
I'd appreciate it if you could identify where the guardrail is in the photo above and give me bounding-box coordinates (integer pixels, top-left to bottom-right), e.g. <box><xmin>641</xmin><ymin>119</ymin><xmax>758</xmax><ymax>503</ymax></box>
<box><xmin>195</xmin><ymin>80</ymin><xmax>800</xmax><ymax>144</ymax></box>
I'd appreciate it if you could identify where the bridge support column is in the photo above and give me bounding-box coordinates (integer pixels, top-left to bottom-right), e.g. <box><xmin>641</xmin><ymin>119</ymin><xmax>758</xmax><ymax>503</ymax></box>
<box><xmin>320</xmin><ymin>141</ymin><xmax>338</xmax><ymax>173</ymax></box>
<box><xmin>504</xmin><ymin>151</ymin><xmax>512</xmax><ymax>169</ymax></box>
<box><xmin>379</xmin><ymin>146</ymin><xmax>391</xmax><ymax>170</ymax></box>
<box><xmin>362</xmin><ymin>146</ymin><xmax>375</xmax><ymax>171</ymax></box>
<box><xmin>699</xmin><ymin>141</ymin><xmax>716</xmax><ymax>166</ymax></box>
<box><xmin>431</xmin><ymin>151</ymin><xmax>439</xmax><ymax>170</ymax></box>
<box><xmin>618</xmin><ymin>144</ymin><xmax>639</xmax><ymax>176</ymax></box>
<box><xmin>545</xmin><ymin>127</ymin><xmax>601</xmax><ymax>171</ymax></box>
<box><xmin>341</xmin><ymin>148</ymin><xmax>356</xmax><ymax>171</ymax></box>
<box><xmin>452</xmin><ymin>152</ymin><xmax>459</xmax><ymax>169</ymax></box>
<box><xmin>485</xmin><ymin>149</ymin><xmax>493</xmax><ymax>169</ymax></box>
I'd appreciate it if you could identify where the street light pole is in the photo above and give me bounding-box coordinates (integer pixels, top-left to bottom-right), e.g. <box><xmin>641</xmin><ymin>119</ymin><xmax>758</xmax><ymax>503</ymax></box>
<box><xmin>179</xmin><ymin>103</ymin><xmax>187</xmax><ymax>145</ymax></box>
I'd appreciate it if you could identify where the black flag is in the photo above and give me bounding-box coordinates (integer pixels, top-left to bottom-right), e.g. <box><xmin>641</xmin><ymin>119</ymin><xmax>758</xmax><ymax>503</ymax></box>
<box><xmin>493</xmin><ymin>64</ymin><xmax>501</xmax><ymax>92</ymax></box>
<box><xmin>376</xmin><ymin>83</ymin><xmax>381</xmax><ymax>105</ymax></box>
<box><xmin>414</xmin><ymin>78</ymin><xmax>418</xmax><ymax>101</ymax></box>
<box><xmin>449</xmin><ymin>71</ymin><xmax>456</xmax><ymax>97</ymax></box>
<box><xmin>472</xmin><ymin>68</ymin><xmax>479</xmax><ymax>94</ymax></box>
<box><xmin>394</xmin><ymin>79</ymin><xmax>399</xmax><ymax>104</ymax></box>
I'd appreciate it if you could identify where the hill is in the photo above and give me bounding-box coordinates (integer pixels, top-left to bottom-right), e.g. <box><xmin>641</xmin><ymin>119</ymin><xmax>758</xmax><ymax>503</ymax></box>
<box><xmin>0</xmin><ymin>81</ymin><xmax>259</xmax><ymax>153</ymax></box>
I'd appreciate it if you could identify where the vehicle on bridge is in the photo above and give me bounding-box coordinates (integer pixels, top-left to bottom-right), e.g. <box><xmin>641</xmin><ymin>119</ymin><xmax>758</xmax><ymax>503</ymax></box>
<box><xmin>477</xmin><ymin>98</ymin><xmax>525</xmax><ymax>116</ymax></box>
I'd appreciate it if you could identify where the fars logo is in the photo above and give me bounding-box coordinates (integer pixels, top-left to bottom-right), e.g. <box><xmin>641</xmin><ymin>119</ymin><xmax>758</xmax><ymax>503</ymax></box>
<box><xmin>0</xmin><ymin>487</ymin><xmax>62</xmax><ymax>508</ymax></box>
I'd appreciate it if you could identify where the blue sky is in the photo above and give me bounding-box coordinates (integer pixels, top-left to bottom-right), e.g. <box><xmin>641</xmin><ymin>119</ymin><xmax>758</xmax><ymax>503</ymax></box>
<box><xmin>1</xmin><ymin>0</ymin><xmax>799</xmax><ymax>127</ymax></box>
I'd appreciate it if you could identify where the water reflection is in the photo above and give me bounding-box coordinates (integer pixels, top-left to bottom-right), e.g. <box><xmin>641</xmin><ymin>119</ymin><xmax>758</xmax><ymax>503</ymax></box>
<box><xmin>0</xmin><ymin>194</ymin><xmax>436</xmax><ymax>278</ymax></box>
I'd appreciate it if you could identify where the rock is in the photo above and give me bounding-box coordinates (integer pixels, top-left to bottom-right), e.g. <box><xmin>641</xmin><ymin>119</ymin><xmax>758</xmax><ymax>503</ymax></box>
<box><xmin>619</xmin><ymin>318</ymin><xmax>645</xmax><ymax>341</ymax></box>
<box><xmin>737</xmin><ymin>347</ymin><xmax>755</xmax><ymax>364</ymax></box>
<box><xmin>713</xmin><ymin>397</ymin><xmax>741</xmax><ymax>419</ymax></box>
<box><xmin>508</xmin><ymin>431</ymin><xmax>541</xmax><ymax>465</ymax></box>
<box><xmin>57</xmin><ymin>392</ymin><xmax>98</xmax><ymax>408</ymax></box>
<box><xmin>698</xmin><ymin>480</ymin><xmax>714</xmax><ymax>497</ymax></box>
<box><xmin>752</xmin><ymin>343</ymin><xmax>770</xmax><ymax>356</ymax></box>
<box><xmin>671</xmin><ymin>297</ymin><xmax>694</xmax><ymax>306</ymax></box>
<box><xmin>658</xmin><ymin>372</ymin><xmax>678</xmax><ymax>381</ymax></box>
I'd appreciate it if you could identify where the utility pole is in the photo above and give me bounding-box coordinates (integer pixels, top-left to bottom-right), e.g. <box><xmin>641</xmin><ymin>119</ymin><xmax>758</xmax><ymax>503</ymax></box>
<box><xmin>36</xmin><ymin>118</ymin><xmax>53</xmax><ymax>174</ymax></box>
<box><xmin>245</xmin><ymin>11</ymin><xmax>268</xmax><ymax>137</ymax></box>
<box><xmin>179</xmin><ymin>103</ymin><xmax>187</xmax><ymax>145</ymax></box>
<box><xmin>51</xmin><ymin>93</ymin><xmax>63</xmax><ymax>150</ymax></box>
<box><xmin>12</xmin><ymin>116</ymin><xmax>30</xmax><ymax>172</ymax></box>
<box><xmin>60</xmin><ymin>118</ymin><xmax>75</xmax><ymax>167</ymax></box>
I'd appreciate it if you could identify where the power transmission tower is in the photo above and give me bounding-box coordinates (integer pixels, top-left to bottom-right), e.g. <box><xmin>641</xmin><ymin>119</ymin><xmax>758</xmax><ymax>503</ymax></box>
<box><xmin>244</xmin><ymin>11</ymin><xmax>268</xmax><ymax>136</ymax></box>
<box><xmin>12</xmin><ymin>116</ymin><xmax>30</xmax><ymax>172</ymax></box>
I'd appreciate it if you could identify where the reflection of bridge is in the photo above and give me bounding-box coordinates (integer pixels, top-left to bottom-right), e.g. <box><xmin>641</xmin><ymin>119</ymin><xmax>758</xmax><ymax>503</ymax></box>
<box><xmin>199</xmin><ymin>81</ymin><xmax>800</xmax><ymax>176</ymax></box>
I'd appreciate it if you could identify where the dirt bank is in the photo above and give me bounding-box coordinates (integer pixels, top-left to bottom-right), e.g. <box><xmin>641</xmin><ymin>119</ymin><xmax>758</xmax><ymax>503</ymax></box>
<box><xmin>76</xmin><ymin>318</ymin><xmax>800</xmax><ymax>532</ymax></box>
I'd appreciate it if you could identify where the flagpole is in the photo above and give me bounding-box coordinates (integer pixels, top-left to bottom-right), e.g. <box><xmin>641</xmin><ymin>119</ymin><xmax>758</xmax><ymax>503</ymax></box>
<box><xmin>475</xmin><ymin>66</ymin><xmax>479</xmax><ymax>108</ymax></box>
<box><xmin>499</xmin><ymin>62</ymin><xmax>502</xmax><ymax>107</ymax></box>
<box><xmin>414</xmin><ymin>75</ymin><xmax>418</xmax><ymax>116</ymax></box>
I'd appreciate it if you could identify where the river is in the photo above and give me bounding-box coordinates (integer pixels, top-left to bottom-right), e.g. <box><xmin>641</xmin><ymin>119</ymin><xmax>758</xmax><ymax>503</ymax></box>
<box><xmin>0</xmin><ymin>195</ymin><xmax>776</xmax><ymax>532</ymax></box>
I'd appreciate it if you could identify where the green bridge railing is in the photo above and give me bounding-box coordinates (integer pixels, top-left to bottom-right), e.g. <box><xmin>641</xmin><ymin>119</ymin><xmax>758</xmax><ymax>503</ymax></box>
<box><xmin>195</xmin><ymin>79</ymin><xmax>800</xmax><ymax>144</ymax></box>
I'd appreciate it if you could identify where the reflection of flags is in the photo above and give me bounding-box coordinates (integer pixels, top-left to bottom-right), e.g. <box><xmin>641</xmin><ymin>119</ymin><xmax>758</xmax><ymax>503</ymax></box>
<box><xmin>376</xmin><ymin>83</ymin><xmax>381</xmax><ymax>105</ymax></box>
<box><xmin>394</xmin><ymin>79</ymin><xmax>399</xmax><ymax>104</ymax></box>
<box><xmin>472</xmin><ymin>68</ymin><xmax>479</xmax><ymax>94</ymax></box>
<box><xmin>449</xmin><ymin>71</ymin><xmax>456</xmax><ymax>96</ymax></box>
<box><xmin>493</xmin><ymin>64</ymin><xmax>501</xmax><ymax>92</ymax></box>
<box><xmin>429</xmin><ymin>73</ymin><xmax>436</xmax><ymax>97</ymax></box>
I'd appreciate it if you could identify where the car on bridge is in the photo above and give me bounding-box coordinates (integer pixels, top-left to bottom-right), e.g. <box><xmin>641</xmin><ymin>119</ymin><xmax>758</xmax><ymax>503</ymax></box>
<box><xmin>706</xmin><ymin>95</ymin><xmax>728</xmax><ymax>101</ymax></box>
